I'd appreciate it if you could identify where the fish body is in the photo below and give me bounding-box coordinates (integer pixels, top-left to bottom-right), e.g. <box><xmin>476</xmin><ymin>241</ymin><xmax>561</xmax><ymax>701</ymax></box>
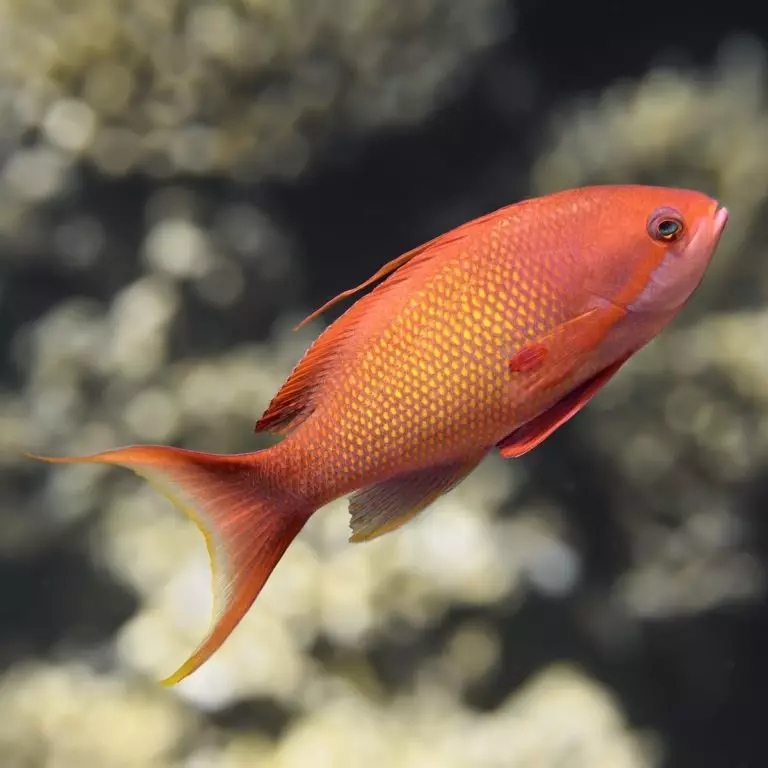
<box><xmin>264</xmin><ymin>186</ymin><xmax>725</xmax><ymax>506</ymax></box>
<box><xmin>31</xmin><ymin>185</ymin><xmax>728</xmax><ymax>685</ymax></box>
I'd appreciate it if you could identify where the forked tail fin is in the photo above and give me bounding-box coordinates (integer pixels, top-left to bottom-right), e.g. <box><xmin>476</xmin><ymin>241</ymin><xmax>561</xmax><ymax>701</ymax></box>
<box><xmin>28</xmin><ymin>444</ymin><xmax>312</xmax><ymax>685</ymax></box>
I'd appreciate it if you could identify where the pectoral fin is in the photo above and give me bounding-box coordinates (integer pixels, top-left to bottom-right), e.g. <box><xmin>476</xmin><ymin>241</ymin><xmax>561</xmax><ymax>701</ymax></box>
<box><xmin>497</xmin><ymin>354</ymin><xmax>631</xmax><ymax>458</ymax></box>
<box><xmin>348</xmin><ymin>452</ymin><xmax>487</xmax><ymax>542</ymax></box>
<box><xmin>508</xmin><ymin>302</ymin><xmax>626</xmax><ymax>390</ymax></box>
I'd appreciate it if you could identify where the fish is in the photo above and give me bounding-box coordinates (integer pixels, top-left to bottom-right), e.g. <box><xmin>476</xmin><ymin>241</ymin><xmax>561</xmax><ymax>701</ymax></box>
<box><xmin>30</xmin><ymin>184</ymin><xmax>728</xmax><ymax>685</ymax></box>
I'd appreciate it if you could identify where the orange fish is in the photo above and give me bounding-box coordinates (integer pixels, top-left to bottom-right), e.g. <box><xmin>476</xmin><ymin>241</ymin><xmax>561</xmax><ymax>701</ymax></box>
<box><xmin>31</xmin><ymin>185</ymin><xmax>728</xmax><ymax>685</ymax></box>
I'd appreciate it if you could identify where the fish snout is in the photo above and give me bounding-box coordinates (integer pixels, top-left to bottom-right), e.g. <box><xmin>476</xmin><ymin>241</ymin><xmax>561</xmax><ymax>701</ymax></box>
<box><xmin>713</xmin><ymin>204</ymin><xmax>729</xmax><ymax>238</ymax></box>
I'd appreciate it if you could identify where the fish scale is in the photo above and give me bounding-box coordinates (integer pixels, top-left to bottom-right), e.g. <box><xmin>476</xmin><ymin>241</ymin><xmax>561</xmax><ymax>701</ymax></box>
<box><xmin>275</xmin><ymin>214</ymin><xmax>573</xmax><ymax>502</ymax></box>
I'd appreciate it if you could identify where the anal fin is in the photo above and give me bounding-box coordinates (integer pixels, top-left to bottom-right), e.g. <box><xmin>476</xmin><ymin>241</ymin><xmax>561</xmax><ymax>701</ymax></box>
<box><xmin>348</xmin><ymin>453</ymin><xmax>487</xmax><ymax>543</ymax></box>
<box><xmin>497</xmin><ymin>354</ymin><xmax>631</xmax><ymax>458</ymax></box>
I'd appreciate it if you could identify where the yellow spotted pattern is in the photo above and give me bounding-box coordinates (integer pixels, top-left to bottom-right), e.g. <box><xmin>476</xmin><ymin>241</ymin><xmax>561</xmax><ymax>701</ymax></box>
<box><xmin>269</xmin><ymin>208</ymin><xmax>588</xmax><ymax>506</ymax></box>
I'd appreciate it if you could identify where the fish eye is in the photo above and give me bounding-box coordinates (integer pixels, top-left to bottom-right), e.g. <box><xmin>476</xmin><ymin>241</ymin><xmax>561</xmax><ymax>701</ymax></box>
<box><xmin>647</xmin><ymin>208</ymin><xmax>685</xmax><ymax>243</ymax></box>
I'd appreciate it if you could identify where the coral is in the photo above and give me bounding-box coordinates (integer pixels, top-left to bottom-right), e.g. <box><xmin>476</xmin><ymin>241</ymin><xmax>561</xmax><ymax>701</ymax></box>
<box><xmin>0</xmin><ymin>0</ymin><xmax>507</xmax><ymax>181</ymax></box>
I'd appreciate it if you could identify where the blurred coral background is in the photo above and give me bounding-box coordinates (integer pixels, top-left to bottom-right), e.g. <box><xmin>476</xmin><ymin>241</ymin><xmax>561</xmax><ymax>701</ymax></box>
<box><xmin>1</xmin><ymin>1</ymin><xmax>768</xmax><ymax>766</ymax></box>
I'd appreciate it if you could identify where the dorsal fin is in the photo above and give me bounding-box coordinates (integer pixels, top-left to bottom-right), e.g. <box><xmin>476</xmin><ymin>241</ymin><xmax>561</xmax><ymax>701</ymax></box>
<box><xmin>256</xmin><ymin>212</ymin><xmax>499</xmax><ymax>436</ymax></box>
<box><xmin>254</xmin><ymin>299</ymin><xmax>367</xmax><ymax>434</ymax></box>
<box><xmin>293</xmin><ymin>247</ymin><xmax>424</xmax><ymax>331</ymax></box>
<box><xmin>293</xmin><ymin>208</ymin><xmax>506</xmax><ymax>331</ymax></box>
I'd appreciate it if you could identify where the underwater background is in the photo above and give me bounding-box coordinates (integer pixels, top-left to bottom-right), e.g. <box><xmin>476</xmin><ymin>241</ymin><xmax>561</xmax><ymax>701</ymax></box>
<box><xmin>1</xmin><ymin>1</ymin><xmax>768</xmax><ymax>766</ymax></box>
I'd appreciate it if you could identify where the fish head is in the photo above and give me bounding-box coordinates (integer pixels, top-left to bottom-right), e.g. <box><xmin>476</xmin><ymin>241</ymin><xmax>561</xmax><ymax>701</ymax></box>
<box><xmin>575</xmin><ymin>185</ymin><xmax>728</xmax><ymax>315</ymax></box>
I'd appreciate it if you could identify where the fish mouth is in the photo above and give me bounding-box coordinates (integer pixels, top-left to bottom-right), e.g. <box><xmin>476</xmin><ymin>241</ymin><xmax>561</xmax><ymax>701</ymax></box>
<box><xmin>713</xmin><ymin>203</ymin><xmax>729</xmax><ymax>238</ymax></box>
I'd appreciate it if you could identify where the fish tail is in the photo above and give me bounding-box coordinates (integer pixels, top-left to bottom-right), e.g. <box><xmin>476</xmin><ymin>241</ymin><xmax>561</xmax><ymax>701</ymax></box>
<box><xmin>28</xmin><ymin>444</ymin><xmax>313</xmax><ymax>686</ymax></box>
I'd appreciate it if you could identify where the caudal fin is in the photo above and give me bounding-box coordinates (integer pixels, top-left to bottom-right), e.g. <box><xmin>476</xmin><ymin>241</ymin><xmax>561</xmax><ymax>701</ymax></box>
<box><xmin>28</xmin><ymin>445</ymin><xmax>312</xmax><ymax>686</ymax></box>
